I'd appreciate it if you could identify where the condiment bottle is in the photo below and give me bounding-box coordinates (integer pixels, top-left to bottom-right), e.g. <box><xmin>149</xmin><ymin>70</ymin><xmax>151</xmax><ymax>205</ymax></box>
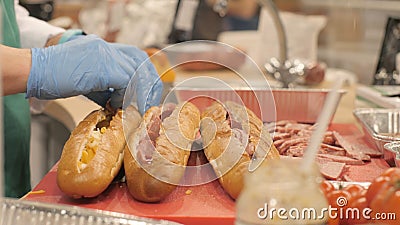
<box><xmin>236</xmin><ymin>158</ymin><xmax>328</xmax><ymax>225</ymax></box>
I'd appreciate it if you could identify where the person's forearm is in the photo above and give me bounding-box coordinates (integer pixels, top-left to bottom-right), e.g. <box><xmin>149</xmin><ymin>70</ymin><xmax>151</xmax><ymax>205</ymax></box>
<box><xmin>1</xmin><ymin>44</ymin><xmax>32</xmax><ymax>95</ymax></box>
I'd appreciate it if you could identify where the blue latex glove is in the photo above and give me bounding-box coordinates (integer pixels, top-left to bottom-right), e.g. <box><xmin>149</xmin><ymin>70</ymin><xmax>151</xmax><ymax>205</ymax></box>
<box><xmin>27</xmin><ymin>34</ymin><xmax>162</xmax><ymax>114</ymax></box>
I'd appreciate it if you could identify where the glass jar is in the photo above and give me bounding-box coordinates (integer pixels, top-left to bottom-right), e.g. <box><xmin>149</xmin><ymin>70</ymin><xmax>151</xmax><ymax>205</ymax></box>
<box><xmin>236</xmin><ymin>158</ymin><xmax>328</xmax><ymax>225</ymax></box>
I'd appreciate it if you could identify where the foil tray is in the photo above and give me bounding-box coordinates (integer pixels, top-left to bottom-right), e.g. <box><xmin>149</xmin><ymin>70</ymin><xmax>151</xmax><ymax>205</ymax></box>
<box><xmin>174</xmin><ymin>87</ymin><xmax>346</xmax><ymax>123</ymax></box>
<box><xmin>0</xmin><ymin>197</ymin><xmax>181</xmax><ymax>225</ymax></box>
<box><xmin>384</xmin><ymin>142</ymin><xmax>400</xmax><ymax>168</ymax></box>
<box><xmin>353</xmin><ymin>108</ymin><xmax>400</xmax><ymax>166</ymax></box>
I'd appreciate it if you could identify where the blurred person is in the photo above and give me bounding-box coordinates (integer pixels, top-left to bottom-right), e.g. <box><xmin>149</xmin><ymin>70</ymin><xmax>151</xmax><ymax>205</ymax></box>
<box><xmin>168</xmin><ymin>0</ymin><xmax>260</xmax><ymax>43</ymax></box>
<box><xmin>79</xmin><ymin>0</ymin><xmax>258</xmax><ymax>48</ymax></box>
<box><xmin>1</xmin><ymin>0</ymin><xmax>162</xmax><ymax>198</ymax></box>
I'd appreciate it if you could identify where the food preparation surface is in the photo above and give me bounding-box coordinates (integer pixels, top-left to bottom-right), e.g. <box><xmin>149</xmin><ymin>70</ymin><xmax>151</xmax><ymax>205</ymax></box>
<box><xmin>25</xmin><ymin>124</ymin><xmax>390</xmax><ymax>225</ymax></box>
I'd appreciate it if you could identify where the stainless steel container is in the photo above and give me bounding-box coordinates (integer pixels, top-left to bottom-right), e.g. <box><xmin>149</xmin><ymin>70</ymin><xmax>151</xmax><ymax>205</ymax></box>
<box><xmin>384</xmin><ymin>142</ymin><xmax>400</xmax><ymax>168</ymax></box>
<box><xmin>353</xmin><ymin>108</ymin><xmax>400</xmax><ymax>166</ymax></box>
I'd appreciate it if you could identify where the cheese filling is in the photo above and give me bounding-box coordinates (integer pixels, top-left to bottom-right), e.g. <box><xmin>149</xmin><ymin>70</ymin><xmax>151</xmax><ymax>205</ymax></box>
<box><xmin>78</xmin><ymin>122</ymin><xmax>108</xmax><ymax>170</ymax></box>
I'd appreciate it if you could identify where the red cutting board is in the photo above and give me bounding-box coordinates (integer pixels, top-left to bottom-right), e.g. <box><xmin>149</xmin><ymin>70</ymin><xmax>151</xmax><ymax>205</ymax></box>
<box><xmin>24</xmin><ymin>124</ymin><xmax>390</xmax><ymax>225</ymax></box>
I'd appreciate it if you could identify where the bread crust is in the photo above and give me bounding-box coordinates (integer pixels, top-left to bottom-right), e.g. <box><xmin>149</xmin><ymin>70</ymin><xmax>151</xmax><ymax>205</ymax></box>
<box><xmin>57</xmin><ymin>106</ymin><xmax>140</xmax><ymax>198</ymax></box>
<box><xmin>124</xmin><ymin>102</ymin><xmax>200</xmax><ymax>202</ymax></box>
<box><xmin>200</xmin><ymin>101</ymin><xmax>280</xmax><ymax>199</ymax></box>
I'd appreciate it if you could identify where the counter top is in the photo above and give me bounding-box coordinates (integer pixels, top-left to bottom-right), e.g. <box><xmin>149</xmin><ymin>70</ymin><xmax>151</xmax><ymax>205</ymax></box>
<box><xmin>25</xmin><ymin>123</ymin><xmax>389</xmax><ymax>225</ymax></box>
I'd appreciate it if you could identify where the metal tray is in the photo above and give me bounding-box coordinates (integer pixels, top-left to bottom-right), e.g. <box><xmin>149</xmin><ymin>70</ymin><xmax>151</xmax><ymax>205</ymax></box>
<box><xmin>353</xmin><ymin>108</ymin><xmax>400</xmax><ymax>166</ymax></box>
<box><xmin>384</xmin><ymin>141</ymin><xmax>400</xmax><ymax>168</ymax></box>
<box><xmin>0</xmin><ymin>197</ymin><xmax>181</xmax><ymax>225</ymax></box>
<box><xmin>329</xmin><ymin>181</ymin><xmax>371</xmax><ymax>189</ymax></box>
<box><xmin>174</xmin><ymin>87</ymin><xmax>346</xmax><ymax>123</ymax></box>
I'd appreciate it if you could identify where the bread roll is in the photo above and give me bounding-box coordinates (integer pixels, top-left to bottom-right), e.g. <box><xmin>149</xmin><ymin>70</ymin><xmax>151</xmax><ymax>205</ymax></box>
<box><xmin>57</xmin><ymin>106</ymin><xmax>140</xmax><ymax>198</ymax></box>
<box><xmin>200</xmin><ymin>101</ymin><xmax>280</xmax><ymax>199</ymax></box>
<box><xmin>124</xmin><ymin>102</ymin><xmax>200</xmax><ymax>202</ymax></box>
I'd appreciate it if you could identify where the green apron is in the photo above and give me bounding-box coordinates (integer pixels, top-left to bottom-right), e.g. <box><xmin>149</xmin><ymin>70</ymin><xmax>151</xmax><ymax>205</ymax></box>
<box><xmin>2</xmin><ymin>0</ymin><xmax>32</xmax><ymax>198</ymax></box>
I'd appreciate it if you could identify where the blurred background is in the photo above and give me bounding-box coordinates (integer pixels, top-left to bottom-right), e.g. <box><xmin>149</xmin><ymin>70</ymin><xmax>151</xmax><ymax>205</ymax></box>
<box><xmin>20</xmin><ymin>0</ymin><xmax>400</xmax><ymax>186</ymax></box>
<box><xmin>23</xmin><ymin>0</ymin><xmax>399</xmax><ymax>85</ymax></box>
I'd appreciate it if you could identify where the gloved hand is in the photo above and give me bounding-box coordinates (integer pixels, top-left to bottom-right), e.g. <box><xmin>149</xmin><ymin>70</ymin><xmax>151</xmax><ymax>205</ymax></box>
<box><xmin>27</xmin><ymin>34</ymin><xmax>163</xmax><ymax>114</ymax></box>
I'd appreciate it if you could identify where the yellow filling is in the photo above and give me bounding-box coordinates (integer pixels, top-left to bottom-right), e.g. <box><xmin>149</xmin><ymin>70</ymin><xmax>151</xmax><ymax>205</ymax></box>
<box><xmin>78</xmin><ymin>127</ymin><xmax>105</xmax><ymax>169</ymax></box>
<box><xmin>100</xmin><ymin>127</ymin><xmax>107</xmax><ymax>134</ymax></box>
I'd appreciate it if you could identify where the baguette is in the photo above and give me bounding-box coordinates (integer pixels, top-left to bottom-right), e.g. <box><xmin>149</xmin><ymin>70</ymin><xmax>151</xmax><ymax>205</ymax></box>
<box><xmin>57</xmin><ymin>106</ymin><xmax>140</xmax><ymax>198</ymax></box>
<box><xmin>124</xmin><ymin>102</ymin><xmax>200</xmax><ymax>202</ymax></box>
<box><xmin>200</xmin><ymin>101</ymin><xmax>280</xmax><ymax>199</ymax></box>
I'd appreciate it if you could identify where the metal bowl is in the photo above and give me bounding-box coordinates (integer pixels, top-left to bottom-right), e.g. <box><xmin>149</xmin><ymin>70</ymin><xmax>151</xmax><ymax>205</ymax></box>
<box><xmin>384</xmin><ymin>142</ymin><xmax>400</xmax><ymax>168</ymax></box>
<box><xmin>353</xmin><ymin>108</ymin><xmax>400</xmax><ymax>166</ymax></box>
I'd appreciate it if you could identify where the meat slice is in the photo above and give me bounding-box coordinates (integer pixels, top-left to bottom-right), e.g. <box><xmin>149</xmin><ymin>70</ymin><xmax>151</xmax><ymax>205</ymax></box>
<box><xmin>317</xmin><ymin>154</ymin><xmax>365</xmax><ymax>165</ymax></box>
<box><xmin>319</xmin><ymin>143</ymin><xmax>346</xmax><ymax>156</ymax></box>
<box><xmin>315</xmin><ymin>156</ymin><xmax>333</xmax><ymax>165</ymax></box>
<box><xmin>137</xmin><ymin>139</ymin><xmax>155</xmax><ymax>164</ymax></box>
<box><xmin>273</xmin><ymin>139</ymin><xmax>289</xmax><ymax>154</ymax></box>
<box><xmin>272</xmin><ymin>132</ymin><xmax>291</xmax><ymax>141</ymax></box>
<box><xmin>318</xmin><ymin>161</ymin><xmax>346</xmax><ymax>180</ymax></box>
<box><xmin>276</xmin><ymin>137</ymin><xmax>309</xmax><ymax>155</ymax></box>
<box><xmin>342</xmin><ymin>159</ymin><xmax>390</xmax><ymax>182</ymax></box>
<box><xmin>337</xmin><ymin>133</ymin><xmax>382</xmax><ymax>157</ymax></box>
<box><xmin>274</xmin><ymin>127</ymin><xmax>289</xmax><ymax>133</ymax></box>
<box><xmin>160</xmin><ymin>103</ymin><xmax>176</xmax><ymax>121</ymax></box>
<box><xmin>332</xmin><ymin>131</ymin><xmax>371</xmax><ymax>161</ymax></box>
<box><xmin>147</xmin><ymin>115</ymin><xmax>161</xmax><ymax>141</ymax></box>
<box><xmin>286</xmin><ymin>145</ymin><xmax>307</xmax><ymax>157</ymax></box>
<box><xmin>297</xmin><ymin>129</ymin><xmax>313</xmax><ymax>137</ymax></box>
<box><xmin>322</xmin><ymin>131</ymin><xmax>335</xmax><ymax>145</ymax></box>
